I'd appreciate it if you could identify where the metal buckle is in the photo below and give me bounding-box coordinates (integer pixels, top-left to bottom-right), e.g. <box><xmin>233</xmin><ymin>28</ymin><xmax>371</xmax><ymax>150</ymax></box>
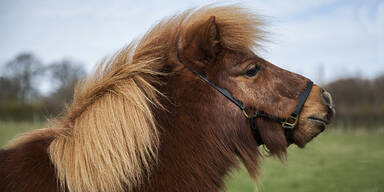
<box><xmin>242</xmin><ymin>109</ymin><xmax>250</xmax><ymax>118</ymax></box>
<box><xmin>281</xmin><ymin>114</ymin><xmax>298</xmax><ymax>129</ymax></box>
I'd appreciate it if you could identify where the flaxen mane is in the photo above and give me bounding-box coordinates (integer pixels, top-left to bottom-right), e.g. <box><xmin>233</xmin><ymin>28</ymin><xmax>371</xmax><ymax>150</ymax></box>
<box><xmin>6</xmin><ymin>5</ymin><xmax>266</xmax><ymax>192</ymax></box>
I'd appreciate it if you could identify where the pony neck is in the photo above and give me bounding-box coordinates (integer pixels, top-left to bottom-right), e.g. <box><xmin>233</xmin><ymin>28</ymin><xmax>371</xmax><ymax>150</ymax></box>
<box><xmin>141</xmin><ymin>80</ymin><xmax>253</xmax><ymax>192</ymax></box>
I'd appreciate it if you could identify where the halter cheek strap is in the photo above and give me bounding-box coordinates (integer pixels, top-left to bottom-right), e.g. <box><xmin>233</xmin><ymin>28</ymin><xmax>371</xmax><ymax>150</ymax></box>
<box><xmin>182</xmin><ymin>63</ymin><xmax>246</xmax><ymax>111</ymax></box>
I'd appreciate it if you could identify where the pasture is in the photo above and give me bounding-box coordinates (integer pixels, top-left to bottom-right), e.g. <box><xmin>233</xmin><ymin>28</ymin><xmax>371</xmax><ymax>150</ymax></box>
<box><xmin>1</xmin><ymin>122</ymin><xmax>383</xmax><ymax>192</ymax></box>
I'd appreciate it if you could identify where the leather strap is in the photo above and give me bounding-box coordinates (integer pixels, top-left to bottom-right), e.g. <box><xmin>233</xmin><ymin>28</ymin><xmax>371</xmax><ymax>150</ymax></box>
<box><xmin>182</xmin><ymin>63</ymin><xmax>246</xmax><ymax>111</ymax></box>
<box><xmin>249</xmin><ymin>117</ymin><xmax>263</xmax><ymax>144</ymax></box>
<box><xmin>249</xmin><ymin>110</ymin><xmax>285</xmax><ymax>145</ymax></box>
<box><xmin>293</xmin><ymin>81</ymin><xmax>313</xmax><ymax>116</ymax></box>
<box><xmin>282</xmin><ymin>81</ymin><xmax>313</xmax><ymax>143</ymax></box>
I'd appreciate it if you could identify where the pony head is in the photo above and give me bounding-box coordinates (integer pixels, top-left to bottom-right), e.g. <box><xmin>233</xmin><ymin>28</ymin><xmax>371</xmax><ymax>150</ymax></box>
<box><xmin>174</xmin><ymin>7</ymin><xmax>335</xmax><ymax>159</ymax></box>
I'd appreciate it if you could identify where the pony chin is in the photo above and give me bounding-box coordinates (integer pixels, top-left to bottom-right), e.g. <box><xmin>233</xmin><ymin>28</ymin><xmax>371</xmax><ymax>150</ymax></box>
<box><xmin>257</xmin><ymin>118</ymin><xmax>288</xmax><ymax>160</ymax></box>
<box><xmin>291</xmin><ymin>123</ymin><xmax>323</xmax><ymax>148</ymax></box>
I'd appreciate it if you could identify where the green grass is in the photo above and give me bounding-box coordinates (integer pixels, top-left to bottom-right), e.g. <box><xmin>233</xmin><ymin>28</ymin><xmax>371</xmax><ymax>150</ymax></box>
<box><xmin>0</xmin><ymin>121</ymin><xmax>45</xmax><ymax>146</ymax></box>
<box><xmin>226</xmin><ymin>130</ymin><xmax>384</xmax><ymax>192</ymax></box>
<box><xmin>1</xmin><ymin>123</ymin><xmax>384</xmax><ymax>192</ymax></box>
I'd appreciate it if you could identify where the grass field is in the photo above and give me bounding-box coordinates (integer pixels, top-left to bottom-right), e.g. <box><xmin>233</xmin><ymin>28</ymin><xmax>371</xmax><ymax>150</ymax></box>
<box><xmin>1</xmin><ymin>122</ymin><xmax>384</xmax><ymax>192</ymax></box>
<box><xmin>226</xmin><ymin>129</ymin><xmax>384</xmax><ymax>192</ymax></box>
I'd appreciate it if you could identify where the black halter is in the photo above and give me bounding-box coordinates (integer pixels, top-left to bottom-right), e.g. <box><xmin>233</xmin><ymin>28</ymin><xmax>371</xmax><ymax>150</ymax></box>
<box><xmin>179</xmin><ymin>58</ymin><xmax>313</xmax><ymax>145</ymax></box>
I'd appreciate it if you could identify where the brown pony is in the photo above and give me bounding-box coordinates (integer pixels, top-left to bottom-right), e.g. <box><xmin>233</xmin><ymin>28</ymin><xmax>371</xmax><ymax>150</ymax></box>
<box><xmin>0</xmin><ymin>5</ymin><xmax>335</xmax><ymax>192</ymax></box>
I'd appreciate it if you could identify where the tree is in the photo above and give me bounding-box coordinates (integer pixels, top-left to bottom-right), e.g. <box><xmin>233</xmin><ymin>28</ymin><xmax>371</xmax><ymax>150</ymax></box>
<box><xmin>325</xmin><ymin>75</ymin><xmax>384</xmax><ymax>128</ymax></box>
<box><xmin>3</xmin><ymin>53</ymin><xmax>43</xmax><ymax>103</ymax></box>
<box><xmin>0</xmin><ymin>77</ymin><xmax>19</xmax><ymax>104</ymax></box>
<box><xmin>41</xmin><ymin>60</ymin><xmax>86</xmax><ymax>116</ymax></box>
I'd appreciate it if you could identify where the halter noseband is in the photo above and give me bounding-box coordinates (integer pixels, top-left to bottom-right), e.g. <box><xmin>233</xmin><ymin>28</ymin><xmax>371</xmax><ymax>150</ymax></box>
<box><xmin>178</xmin><ymin>56</ymin><xmax>313</xmax><ymax>145</ymax></box>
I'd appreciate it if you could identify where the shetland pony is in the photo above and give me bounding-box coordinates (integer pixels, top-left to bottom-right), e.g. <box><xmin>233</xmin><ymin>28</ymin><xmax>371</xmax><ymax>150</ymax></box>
<box><xmin>0</xmin><ymin>5</ymin><xmax>334</xmax><ymax>192</ymax></box>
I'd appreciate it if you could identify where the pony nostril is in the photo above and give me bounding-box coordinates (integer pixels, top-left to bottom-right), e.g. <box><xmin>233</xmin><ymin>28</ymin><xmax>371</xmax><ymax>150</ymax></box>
<box><xmin>326</xmin><ymin>107</ymin><xmax>336</xmax><ymax>121</ymax></box>
<box><xmin>321</xmin><ymin>90</ymin><xmax>333</xmax><ymax>108</ymax></box>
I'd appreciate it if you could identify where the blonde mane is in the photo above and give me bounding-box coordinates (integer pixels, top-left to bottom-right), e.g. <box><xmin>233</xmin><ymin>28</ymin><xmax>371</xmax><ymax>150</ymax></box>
<box><xmin>6</xmin><ymin>5</ymin><xmax>266</xmax><ymax>192</ymax></box>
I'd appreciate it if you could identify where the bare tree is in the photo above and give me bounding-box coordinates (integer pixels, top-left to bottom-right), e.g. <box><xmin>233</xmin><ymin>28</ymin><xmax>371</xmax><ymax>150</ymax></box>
<box><xmin>0</xmin><ymin>54</ymin><xmax>86</xmax><ymax>120</ymax></box>
<box><xmin>41</xmin><ymin>60</ymin><xmax>86</xmax><ymax>116</ymax></box>
<box><xmin>3</xmin><ymin>53</ymin><xmax>43</xmax><ymax>103</ymax></box>
<box><xmin>325</xmin><ymin>75</ymin><xmax>384</xmax><ymax>128</ymax></box>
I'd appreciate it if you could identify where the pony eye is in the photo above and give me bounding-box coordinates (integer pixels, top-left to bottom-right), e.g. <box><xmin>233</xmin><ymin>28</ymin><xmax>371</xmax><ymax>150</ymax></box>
<box><xmin>245</xmin><ymin>65</ymin><xmax>259</xmax><ymax>77</ymax></box>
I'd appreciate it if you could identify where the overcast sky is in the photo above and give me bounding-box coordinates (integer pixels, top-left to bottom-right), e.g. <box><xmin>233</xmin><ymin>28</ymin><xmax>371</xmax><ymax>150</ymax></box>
<box><xmin>1</xmin><ymin>0</ymin><xmax>383</xmax><ymax>85</ymax></box>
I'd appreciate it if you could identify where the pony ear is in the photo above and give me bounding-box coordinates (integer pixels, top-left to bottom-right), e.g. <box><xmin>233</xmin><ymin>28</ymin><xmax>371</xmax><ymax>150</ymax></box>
<box><xmin>181</xmin><ymin>16</ymin><xmax>221</xmax><ymax>66</ymax></box>
<box><xmin>199</xmin><ymin>16</ymin><xmax>220</xmax><ymax>60</ymax></box>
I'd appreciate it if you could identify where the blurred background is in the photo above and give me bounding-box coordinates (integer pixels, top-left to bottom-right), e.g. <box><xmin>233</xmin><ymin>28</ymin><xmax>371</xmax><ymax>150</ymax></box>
<box><xmin>0</xmin><ymin>0</ymin><xmax>383</xmax><ymax>191</ymax></box>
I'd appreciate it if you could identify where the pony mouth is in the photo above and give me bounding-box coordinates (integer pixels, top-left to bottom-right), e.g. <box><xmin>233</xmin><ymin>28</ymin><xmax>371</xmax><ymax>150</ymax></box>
<box><xmin>308</xmin><ymin>116</ymin><xmax>329</xmax><ymax>130</ymax></box>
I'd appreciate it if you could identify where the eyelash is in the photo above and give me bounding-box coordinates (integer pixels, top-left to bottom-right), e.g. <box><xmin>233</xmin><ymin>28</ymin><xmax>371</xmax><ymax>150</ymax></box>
<box><xmin>245</xmin><ymin>64</ymin><xmax>260</xmax><ymax>77</ymax></box>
